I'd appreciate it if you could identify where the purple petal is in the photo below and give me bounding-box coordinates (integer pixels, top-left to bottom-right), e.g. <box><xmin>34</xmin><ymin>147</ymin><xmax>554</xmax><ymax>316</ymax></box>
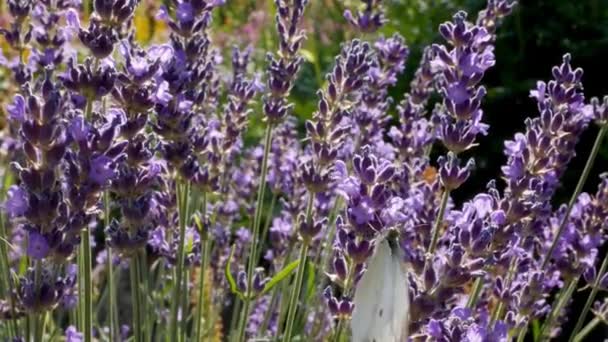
<box><xmin>27</xmin><ymin>231</ymin><xmax>50</xmax><ymax>260</ymax></box>
<box><xmin>5</xmin><ymin>186</ymin><xmax>28</xmax><ymax>217</ymax></box>
<box><xmin>7</xmin><ymin>94</ymin><xmax>26</xmax><ymax>122</ymax></box>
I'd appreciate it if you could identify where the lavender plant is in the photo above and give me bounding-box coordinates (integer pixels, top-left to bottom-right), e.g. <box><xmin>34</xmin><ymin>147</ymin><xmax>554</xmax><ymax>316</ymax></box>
<box><xmin>1</xmin><ymin>0</ymin><xmax>607</xmax><ymax>341</ymax></box>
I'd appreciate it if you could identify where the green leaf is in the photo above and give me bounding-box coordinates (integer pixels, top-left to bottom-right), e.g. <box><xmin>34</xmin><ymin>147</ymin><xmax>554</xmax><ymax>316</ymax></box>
<box><xmin>305</xmin><ymin>261</ymin><xmax>316</xmax><ymax>301</ymax></box>
<box><xmin>185</xmin><ymin>234</ymin><xmax>194</xmax><ymax>254</ymax></box>
<box><xmin>193</xmin><ymin>214</ymin><xmax>204</xmax><ymax>232</ymax></box>
<box><xmin>0</xmin><ymin>235</ymin><xmax>16</xmax><ymax>251</ymax></box>
<box><xmin>300</xmin><ymin>49</ymin><xmax>317</xmax><ymax>64</ymax></box>
<box><xmin>260</xmin><ymin>260</ymin><xmax>300</xmax><ymax>296</ymax></box>
<box><xmin>224</xmin><ymin>245</ymin><xmax>244</xmax><ymax>300</ymax></box>
<box><xmin>1</xmin><ymin>171</ymin><xmax>14</xmax><ymax>198</ymax></box>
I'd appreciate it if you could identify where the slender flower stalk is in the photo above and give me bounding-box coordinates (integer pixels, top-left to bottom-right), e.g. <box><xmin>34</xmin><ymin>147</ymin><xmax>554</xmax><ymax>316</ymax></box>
<box><xmin>569</xmin><ymin>252</ymin><xmax>608</xmax><ymax>341</ymax></box>
<box><xmin>273</xmin><ymin>242</ymin><xmax>298</xmax><ymax>334</ymax></box>
<box><xmin>237</xmin><ymin>123</ymin><xmax>274</xmax><ymax>342</ymax></box>
<box><xmin>283</xmin><ymin>194</ymin><xmax>314</xmax><ymax>341</ymax></box>
<box><xmin>541</xmin><ymin>125</ymin><xmax>608</xmax><ymax>269</ymax></box>
<box><xmin>574</xmin><ymin>317</ymin><xmax>602</xmax><ymax>342</ymax></box>
<box><xmin>81</xmin><ymin>95</ymin><xmax>95</xmax><ymax>341</ymax></box>
<box><xmin>466</xmin><ymin>276</ymin><xmax>484</xmax><ymax>308</ymax></box>
<box><xmin>140</xmin><ymin>250</ymin><xmax>152</xmax><ymax>342</ymax></box>
<box><xmin>130</xmin><ymin>255</ymin><xmax>142</xmax><ymax>342</ymax></box>
<box><xmin>426</xmin><ymin>189</ymin><xmax>450</xmax><ymax>258</ymax></box>
<box><xmin>194</xmin><ymin>192</ymin><xmax>208</xmax><ymax>341</ymax></box>
<box><xmin>180</xmin><ymin>268</ymin><xmax>191</xmax><ymax>342</ymax></box>
<box><xmin>235</xmin><ymin>1</ymin><xmax>309</xmax><ymax>339</ymax></box>
<box><xmin>103</xmin><ymin>191</ymin><xmax>118</xmax><ymax>341</ymax></box>
<box><xmin>169</xmin><ymin>181</ymin><xmax>190</xmax><ymax>341</ymax></box>
<box><xmin>259</xmin><ymin>237</ymin><xmax>297</xmax><ymax>336</ymax></box>
<box><xmin>539</xmin><ymin>279</ymin><xmax>577</xmax><ymax>338</ymax></box>
<box><xmin>81</xmin><ymin>226</ymin><xmax>92</xmax><ymax>342</ymax></box>
<box><xmin>256</xmin><ymin>193</ymin><xmax>278</xmax><ymax>263</ymax></box>
<box><xmin>0</xmin><ymin>212</ymin><xmax>18</xmax><ymax>338</ymax></box>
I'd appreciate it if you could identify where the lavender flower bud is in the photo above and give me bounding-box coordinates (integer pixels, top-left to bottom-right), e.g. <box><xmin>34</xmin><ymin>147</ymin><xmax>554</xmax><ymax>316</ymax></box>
<box><xmin>438</xmin><ymin>153</ymin><xmax>474</xmax><ymax>190</ymax></box>
<box><xmin>590</xmin><ymin>96</ymin><xmax>608</xmax><ymax>126</ymax></box>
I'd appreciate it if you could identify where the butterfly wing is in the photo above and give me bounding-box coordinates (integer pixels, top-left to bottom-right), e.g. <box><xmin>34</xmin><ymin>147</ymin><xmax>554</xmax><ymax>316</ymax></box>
<box><xmin>351</xmin><ymin>239</ymin><xmax>408</xmax><ymax>342</ymax></box>
<box><xmin>351</xmin><ymin>239</ymin><xmax>391</xmax><ymax>342</ymax></box>
<box><xmin>389</xmin><ymin>244</ymin><xmax>409</xmax><ymax>340</ymax></box>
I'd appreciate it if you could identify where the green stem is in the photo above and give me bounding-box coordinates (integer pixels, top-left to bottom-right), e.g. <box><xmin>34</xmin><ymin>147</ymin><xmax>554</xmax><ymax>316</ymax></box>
<box><xmin>334</xmin><ymin>319</ymin><xmax>345</xmax><ymax>342</ymax></box>
<box><xmin>256</xmin><ymin>193</ymin><xmax>277</xmax><ymax>263</ymax></box>
<box><xmin>130</xmin><ymin>256</ymin><xmax>142</xmax><ymax>342</ymax></box>
<box><xmin>107</xmin><ymin>256</ymin><xmax>118</xmax><ymax>337</ymax></box>
<box><xmin>424</xmin><ymin>189</ymin><xmax>450</xmax><ymax>272</ymax></box>
<box><xmin>26</xmin><ymin>315</ymin><xmax>31</xmax><ymax>342</ymax></box>
<box><xmin>39</xmin><ymin>312</ymin><xmax>48</xmax><ymax>341</ymax></box>
<box><xmin>236</xmin><ymin>123</ymin><xmax>274</xmax><ymax>342</ymax></box>
<box><xmin>314</xmin><ymin>197</ymin><xmax>342</xmax><ymax>274</ymax></box>
<box><xmin>78</xmin><ymin>85</ymin><xmax>96</xmax><ymax>342</ymax></box>
<box><xmin>306</xmin><ymin>198</ymin><xmax>343</xmax><ymax>326</ymax></box>
<box><xmin>258</xmin><ymin>239</ymin><xmax>296</xmax><ymax>336</ymax></box>
<box><xmin>283</xmin><ymin>194</ymin><xmax>314</xmax><ymax>342</ymax></box>
<box><xmin>168</xmin><ymin>181</ymin><xmax>190</xmax><ymax>342</ymax></box>
<box><xmin>194</xmin><ymin>192</ymin><xmax>208</xmax><ymax>342</ymax></box>
<box><xmin>139</xmin><ymin>250</ymin><xmax>151</xmax><ymax>342</ymax></box>
<box><xmin>542</xmin><ymin>125</ymin><xmax>608</xmax><ymax>270</ymax></box>
<box><xmin>466</xmin><ymin>277</ymin><xmax>484</xmax><ymax>308</ymax></box>
<box><xmin>569</xmin><ymin>252</ymin><xmax>608</xmax><ymax>341</ymax></box>
<box><xmin>283</xmin><ymin>243</ymin><xmax>309</xmax><ymax>342</ymax></box>
<box><xmin>574</xmin><ymin>316</ymin><xmax>601</xmax><ymax>342</ymax></box>
<box><xmin>490</xmin><ymin>302</ymin><xmax>504</xmax><ymax>327</ymax></box>
<box><xmin>539</xmin><ymin>279</ymin><xmax>577</xmax><ymax>339</ymax></box>
<box><xmin>180</xmin><ymin>269</ymin><xmax>189</xmax><ymax>342</ymax></box>
<box><xmin>78</xmin><ymin>244</ymin><xmax>83</xmax><ymax>331</ymax></box>
<box><xmin>81</xmin><ymin>226</ymin><xmax>93</xmax><ymax>342</ymax></box>
<box><xmin>228</xmin><ymin>299</ymin><xmax>242</xmax><ymax>340</ymax></box>
<box><xmin>33</xmin><ymin>260</ymin><xmax>42</xmax><ymax>342</ymax></box>
<box><xmin>0</xmin><ymin>213</ymin><xmax>18</xmax><ymax>338</ymax></box>
<box><xmin>104</xmin><ymin>191</ymin><xmax>118</xmax><ymax>341</ymax></box>
<box><xmin>516</xmin><ymin>325</ymin><xmax>527</xmax><ymax>342</ymax></box>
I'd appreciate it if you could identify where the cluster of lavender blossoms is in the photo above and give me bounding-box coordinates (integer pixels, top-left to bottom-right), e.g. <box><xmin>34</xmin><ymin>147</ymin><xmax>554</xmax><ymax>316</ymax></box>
<box><xmin>1</xmin><ymin>0</ymin><xmax>608</xmax><ymax>341</ymax></box>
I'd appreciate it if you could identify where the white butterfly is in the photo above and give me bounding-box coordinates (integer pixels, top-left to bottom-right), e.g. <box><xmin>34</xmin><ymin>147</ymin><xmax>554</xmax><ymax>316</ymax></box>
<box><xmin>351</xmin><ymin>234</ymin><xmax>409</xmax><ymax>342</ymax></box>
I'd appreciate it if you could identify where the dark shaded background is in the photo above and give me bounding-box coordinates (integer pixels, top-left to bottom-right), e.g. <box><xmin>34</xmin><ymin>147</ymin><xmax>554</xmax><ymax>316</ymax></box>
<box><xmin>463</xmin><ymin>1</ymin><xmax>608</xmax><ymax>338</ymax></box>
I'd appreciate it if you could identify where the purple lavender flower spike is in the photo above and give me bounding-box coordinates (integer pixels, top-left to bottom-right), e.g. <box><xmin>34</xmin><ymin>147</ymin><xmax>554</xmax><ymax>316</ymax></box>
<box><xmin>262</xmin><ymin>0</ymin><xmax>308</xmax><ymax>124</ymax></box>
<box><xmin>432</xmin><ymin>11</ymin><xmax>494</xmax><ymax>154</ymax></box>
<box><xmin>350</xmin><ymin>34</ymin><xmax>409</xmax><ymax>157</ymax></box>
<box><xmin>344</xmin><ymin>0</ymin><xmax>386</xmax><ymax>33</ymax></box>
